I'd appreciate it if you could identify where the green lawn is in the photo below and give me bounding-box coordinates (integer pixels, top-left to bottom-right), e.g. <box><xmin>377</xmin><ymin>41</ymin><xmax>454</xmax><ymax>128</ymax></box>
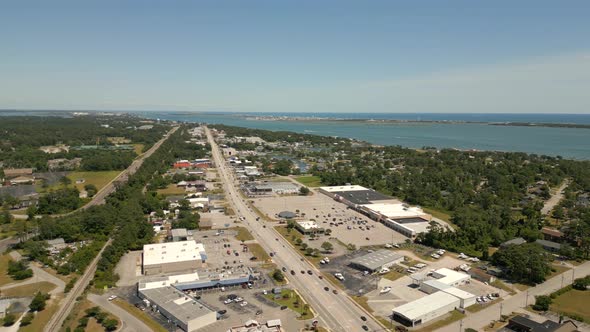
<box><xmin>156</xmin><ymin>184</ymin><xmax>186</xmax><ymax>196</ymax></box>
<box><xmin>234</xmin><ymin>227</ymin><xmax>254</xmax><ymax>242</ymax></box>
<box><xmin>413</xmin><ymin>310</ymin><xmax>465</xmax><ymax>332</ymax></box>
<box><xmin>264</xmin><ymin>289</ymin><xmax>313</xmax><ymax>320</ymax></box>
<box><xmin>0</xmin><ymin>254</ymin><xmax>13</xmax><ymax>286</ymax></box>
<box><xmin>0</xmin><ymin>281</ymin><xmax>56</xmax><ymax>297</ymax></box>
<box><xmin>382</xmin><ymin>269</ymin><xmax>405</xmax><ymax>281</ymax></box>
<box><xmin>551</xmin><ymin>289</ymin><xmax>590</xmax><ymax>321</ymax></box>
<box><xmin>294</xmin><ymin>175</ymin><xmax>323</xmax><ymax>187</ymax></box>
<box><xmin>42</xmin><ymin>170</ymin><xmax>121</xmax><ymax>193</ymax></box>
<box><xmin>247</xmin><ymin>243</ymin><xmax>271</xmax><ymax>262</ymax></box>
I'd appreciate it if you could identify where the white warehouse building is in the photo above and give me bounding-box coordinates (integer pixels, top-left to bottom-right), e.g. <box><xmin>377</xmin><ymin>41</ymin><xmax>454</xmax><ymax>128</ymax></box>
<box><xmin>143</xmin><ymin>241</ymin><xmax>207</xmax><ymax>276</ymax></box>
<box><xmin>392</xmin><ymin>291</ymin><xmax>460</xmax><ymax>327</ymax></box>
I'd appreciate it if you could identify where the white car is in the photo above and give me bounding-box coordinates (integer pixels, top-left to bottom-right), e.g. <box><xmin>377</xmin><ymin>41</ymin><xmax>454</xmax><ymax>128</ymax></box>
<box><xmin>107</xmin><ymin>295</ymin><xmax>117</xmax><ymax>301</ymax></box>
<box><xmin>234</xmin><ymin>297</ymin><xmax>243</xmax><ymax>302</ymax></box>
<box><xmin>224</xmin><ymin>299</ymin><xmax>233</xmax><ymax>304</ymax></box>
<box><xmin>240</xmin><ymin>301</ymin><xmax>248</xmax><ymax>307</ymax></box>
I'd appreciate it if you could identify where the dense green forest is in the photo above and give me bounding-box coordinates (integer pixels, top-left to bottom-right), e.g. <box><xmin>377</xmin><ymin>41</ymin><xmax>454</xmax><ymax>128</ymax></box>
<box><xmin>0</xmin><ymin>116</ymin><xmax>168</xmax><ymax>170</ymax></box>
<box><xmin>16</xmin><ymin>126</ymin><xmax>204</xmax><ymax>287</ymax></box>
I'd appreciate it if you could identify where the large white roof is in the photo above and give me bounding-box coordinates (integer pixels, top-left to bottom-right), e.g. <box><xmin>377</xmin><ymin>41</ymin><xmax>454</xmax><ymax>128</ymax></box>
<box><xmin>361</xmin><ymin>203</ymin><xmax>425</xmax><ymax>218</ymax></box>
<box><xmin>393</xmin><ymin>291</ymin><xmax>459</xmax><ymax>321</ymax></box>
<box><xmin>320</xmin><ymin>185</ymin><xmax>369</xmax><ymax>192</ymax></box>
<box><xmin>143</xmin><ymin>241</ymin><xmax>205</xmax><ymax>267</ymax></box>
<box><xmin>441</xmin><ymin>287</ymin><xmax>476</xmax><ymax>300</ymax></box>
<box><xmin>434</xmin><ymin>268</ymin><xmax>470</xmax><ymax>285</ymax></box>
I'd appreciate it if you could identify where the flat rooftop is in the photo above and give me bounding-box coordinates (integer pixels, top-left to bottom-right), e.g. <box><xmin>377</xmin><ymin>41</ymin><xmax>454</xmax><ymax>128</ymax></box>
<box><xmin>320</xmin><ymin>185</ymin><xmax>369</xmax><ymax>192</ymax></box>
<box><xmin>393</xmin><ymin>291</ymin><xmax>459</xmax><ymax>321</ymax></box>
<box><xmin>362</xmin><ymin>203</ymin><xmax>426</xmax><ymax>219</ymax></box>
<box><xmin>143</xmin><ymin>241</ymin><xmax>205</xmax><ymax>266</ymax></box>
<box><xmin>331</xmin><ymin>190</ymin><xmax>392</xmax><ymax>205</ymax></box>
<box><xmin>350</xmin><ymin>250</ymin><xmax>404</xmax><ymax>271</ymax></box>
<box><xmin>434</xmin><ymin>268</ymin><xmax>470</xmax><ymax>285</ymax></box>
<box><xmin>140</xmin><ymin>286</ymin><xmax>214</xmax><ymax>323</ymax></box>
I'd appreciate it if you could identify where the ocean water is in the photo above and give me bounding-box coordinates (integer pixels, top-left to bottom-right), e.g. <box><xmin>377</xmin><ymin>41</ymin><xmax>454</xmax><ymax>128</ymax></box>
<box><xmin>133</xmin><ymin>112</ymin><xmax>590</xmax><ymax>160</ymax></box>
<box><xmin>2</xmin><ymin>110</ymin><xmax>590</xmax><ymax>159</ymax></box>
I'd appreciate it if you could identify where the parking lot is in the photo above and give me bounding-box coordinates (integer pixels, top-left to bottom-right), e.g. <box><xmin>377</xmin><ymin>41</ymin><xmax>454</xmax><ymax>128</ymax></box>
<box><xmin>252</xmin><ymin>192</ymin><xmax>410</xmax><ymax>246</ymax></box>
<box><xmin>193</xmin><ymin>229</ymin><xmax>262</xmax><ymax>271</ymax></box>
<box><xmin>318</xmin><ymin>250</ymin><xmax>383</xmax><ymax>295</ymax></box>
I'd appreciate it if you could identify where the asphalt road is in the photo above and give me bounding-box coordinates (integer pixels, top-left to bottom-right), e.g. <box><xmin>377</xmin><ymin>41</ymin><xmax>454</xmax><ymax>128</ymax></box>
<box><xmin>205</xmin><ymin>126</ymin><xmax>385</xmax><ymax>332</ymax></box>
<box><xmin>43</xmin><ymin>127</ymin><xmax>178</xmax><ymax>332</ymax></box>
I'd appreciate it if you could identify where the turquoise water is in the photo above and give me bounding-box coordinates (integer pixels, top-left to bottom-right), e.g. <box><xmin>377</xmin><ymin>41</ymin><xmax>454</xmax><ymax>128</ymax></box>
<box><xmin>132</xmin><ymin>112</ymin><xmax>590</xmax><ymax>160</ymax></box>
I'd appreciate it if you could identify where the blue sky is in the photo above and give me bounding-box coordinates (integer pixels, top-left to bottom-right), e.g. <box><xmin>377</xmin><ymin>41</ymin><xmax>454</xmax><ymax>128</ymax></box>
<box><xmin>1</xmin><ymin>0</ymin><xmax>589</xmax><ymax>113</ymax></box>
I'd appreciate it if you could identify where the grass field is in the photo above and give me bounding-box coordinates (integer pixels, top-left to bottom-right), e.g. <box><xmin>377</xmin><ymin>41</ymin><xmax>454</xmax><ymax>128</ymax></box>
<box><xmin>0</xmin><ymin>254</ymin><xmax>14</xmax><ymax>286</ymax></box>
<box><xmin>156</xmin><ymin>184</ymin><xmax>186</xmax><ymax>196</ymax></box>
<box><xmin>382</xmin><ymin>270</ymin><xmax>405</xmax><ymax>281</ymax></box>
<box><xmin>551</xmin><ymin>289</ymin><xmax>590</xmax><ymax>321</ymax></box>
<box><xmin>133</xmin><ymin>143</ymin><xmax>145</xmax><ymax>156</ymax></box>
<box><xmin>113</xmin><ymin>298</ymin><xmax>168</xmax><ymax>332</ymax></box>
<box><xmin>294</xmin><ymin>175</ymin><xmax>323</xmax><ymax>187</ymax></box>
<box><xmin>548</xmin><ymin>264</ymin><xmax>570</xmax><ymax>278</ymax></box>
<box><xmin>264</xmin><ymin>289</ymin><xmax>313</xmax><ymax>320</ymax></box>
<box><xmin>234</xmin><ymin>227</ymin><xmax>254</xmax><ymax>242</ymax></box>
<box><xmin>43</xmin><ymin>170</ymin><xmax>121</xmax><ymax>193</ymax></box>
<box><xmin>247</xmin><ymin>243</ymin><xmax>271</xmax><ymax>262</ymax></box>
<box><xmin>0</xmin><ymin>281</ymin><xmax>56</xmax><ymax>297</ymax></box>
<box><xmin>413</xmin><ymin>310</ymin><xmax>465</xmax><ymax>332</ymax></box>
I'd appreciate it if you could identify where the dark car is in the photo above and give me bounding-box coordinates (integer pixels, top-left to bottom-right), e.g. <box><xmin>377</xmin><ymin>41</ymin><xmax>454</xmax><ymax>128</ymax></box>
<box><xmin>332</xmin><ymin>290</ymin><xmax>338</xmax><ymax>294</ymax></box>
<box><xmin>291</xmin><ymin>270</ymin><xmax>296</xmax><ymax>275</ymax></box>
<box><xmin>249</xmin><ymin>256</ymin><xmax>258</xmax><ymax>261</ymax></box>
<box><xmin>307</xmin><ymin>270</ymin><xmax>313</xmax><ymax>275</ymax></box>
<box><xmin>318</xmin><ymin>275</ymin><xmax>323</xmax><ymax>279</ymax></box>
<box><xmin>218</xmin><ymin>310</ymin><xmax>227</xmax><ymax>315</ymax></box>
<box><xmin>360</xmin><ymin>316</ymin><xmax>367</xmax><ymax>321</ymax></box>
<box><xmin>300</xmin><ymin>270</ymin><xmax>305</xmax><ymax>274</ymax></box>
<box><xmin>282</xmin><ymin>267</ymin><xmax>287</xmax><ymax>272</ymax></box>
<box><xmin>280</xmin><ymin>305</ymin><xmax>288</xmax><ymax>310</ymax></box>
<box><xmin>324</xmin><ymin>287</ymin><xmax>329</xmax><ymax>291</ymax></box>
<box><xmin>362</xmin><ymin>325</ymin><xmax>368</xmax><ymax>331</ymax></box>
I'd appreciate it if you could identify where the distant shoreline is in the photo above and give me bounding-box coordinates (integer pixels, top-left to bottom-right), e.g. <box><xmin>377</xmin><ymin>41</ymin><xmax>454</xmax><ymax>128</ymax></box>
<box><xmin>240</xmin><ymin>115</ymin><xmax>590</xmax><ymax>129</ymax></box>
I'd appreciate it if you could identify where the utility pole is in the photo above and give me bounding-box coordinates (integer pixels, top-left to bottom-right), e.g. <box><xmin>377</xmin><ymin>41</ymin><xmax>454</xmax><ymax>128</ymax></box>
<box><xmin>500</xmin><ymin>302</ymin><xmax>503</xmax><ymax>320</ymax></box>
<box><xmin>459</xmin><ymin>319</ymin><xmax>463</xmax><ymax>332</ymax></box>
<box><xmin>561</xmin><ymin>274</ymin><xmax>564</xmax><ymax>288</ymax></box>
<box><xmin>525</xmin><ymin>290</ymin><xmax>529</xmax><ymax>307</ymax></box>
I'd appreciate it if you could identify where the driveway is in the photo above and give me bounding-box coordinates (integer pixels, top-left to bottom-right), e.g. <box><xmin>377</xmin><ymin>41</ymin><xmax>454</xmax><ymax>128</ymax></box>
<box><xmin>87</xmin><ymin>293</ymin><xmax>153</xmax><ymax>332</ymax></box>
<box><xmin>1</xmin><ymin>252</ymin><xmax>65</xmax><ymax>295</ymax></box>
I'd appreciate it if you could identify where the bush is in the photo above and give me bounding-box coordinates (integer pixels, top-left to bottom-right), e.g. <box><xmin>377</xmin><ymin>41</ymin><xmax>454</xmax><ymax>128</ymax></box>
<box><xmin>573</xmin><ymin>276</ymin><xmax>590</xmax><ymax>290</ymax></box>
<box><xmin>64</xmin><ymin>277</ymin><xmax>78</xmax><ymax>293</ymax></box>
<box><xmin>272</xmin><ymin>269</ymin><xmax>285</xmax><ymax>282</ymax></box>
<box><xmin>7</xmin><ymin>260</ymin><xmax>33</xmax><ymax>280</ymax></box>
<box><xmin>550</xmin><ymin>285</ymin><xmax>573</xmax><ymax>299</ymax></box>
<box><xmin>20</xmin><ymin>312</ymin><xmax>34</xmax><ymax>326</ymax></box>
<box><xmin>533</xmin><ymin>295</ymin><xmax>552</xmax><ymax>311</ymax></box>
<box><xmin>2</xmin><ymin>313</ymin><xmax>16</xmax><ymax>326</ymax></box>
<box><xmin>102</xmin><ymin>318</ymin><xmax>119</xmax><ymax>331</ymax></box>
<box><xmin>77</xmin><ymin>317</ymin><xmax>89</xmax><ymax>328</ymax></box>
<box><xmin>29</xmin><ymin>291</ymin><xmax>50</xmax><ymax>312</ymax></box>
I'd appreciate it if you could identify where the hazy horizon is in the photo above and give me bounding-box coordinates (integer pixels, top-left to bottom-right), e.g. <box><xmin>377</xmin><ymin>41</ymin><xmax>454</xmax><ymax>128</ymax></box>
<box><xmin>2</xmin><ymin>1</ymin><xmax>590</xmax><ymax>114</ymax></box>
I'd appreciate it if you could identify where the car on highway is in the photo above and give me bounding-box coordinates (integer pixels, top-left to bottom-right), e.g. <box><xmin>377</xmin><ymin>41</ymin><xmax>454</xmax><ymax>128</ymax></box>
<box><xmin>307</xmin><ymin>270</ymin><xmax>313</xmax><ymax>275</ymax></box>
<box><xmin>282</xmin><ymin>267</ymin><xmax>287</xmax><ymax>272</ymax></box>
<box><xmin>318</xmin><ymin>275</ymin><xmax>323</xmax><ymax>279</ymax></box>
<box><xmin>300</xmin><ymin>270</ymin><xmax>305</xmax><ymax>274</ymax></box>
<box><xmin>362</xmin><ymin>325</ymin><xmax>369</xmax><ymax>331</ymax></box>
<box><xmin>324</xmin><ymin>287</ymin><xmax>329</xmax><ymax>291</ymax></box>
<box><xmin>332</xmin><ymin>290</ymin><xmax>338</xmax><ymax>294</ymax></box>
<box><xmin>360</xmin><ymin>316</ymin><xmax>367</xmax><ymax>321</ymax></box>
<box><xmin>291</xmin><ymin>270</ymin><xmax>296</xmax><ymax>275</ymax></box>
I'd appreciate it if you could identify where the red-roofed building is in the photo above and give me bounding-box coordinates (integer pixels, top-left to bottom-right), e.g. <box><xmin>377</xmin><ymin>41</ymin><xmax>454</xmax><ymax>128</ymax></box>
<box><xmin>173</xmin><ymin>161</ymin><xmax>192</xmax><ymax>169</ymax></box>
<box><xmin>541</xmin><ymin>227</ymin><xmax>564</xmax><ymax>242</ymax></box>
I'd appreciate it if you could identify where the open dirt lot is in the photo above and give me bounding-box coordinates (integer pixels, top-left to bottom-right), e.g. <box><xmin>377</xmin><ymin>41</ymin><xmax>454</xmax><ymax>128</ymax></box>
<box><xmin>252</xmin><ymin>193</ymin><xmax>410</xmax><ymax>246</ymax></box>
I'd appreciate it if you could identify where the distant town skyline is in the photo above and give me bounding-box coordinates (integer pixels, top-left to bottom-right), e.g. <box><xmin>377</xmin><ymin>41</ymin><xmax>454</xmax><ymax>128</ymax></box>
<box><xmin>1</xmin><ymin>1</ymin><xmax>589</xmax><ymax>113</ymax></box>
